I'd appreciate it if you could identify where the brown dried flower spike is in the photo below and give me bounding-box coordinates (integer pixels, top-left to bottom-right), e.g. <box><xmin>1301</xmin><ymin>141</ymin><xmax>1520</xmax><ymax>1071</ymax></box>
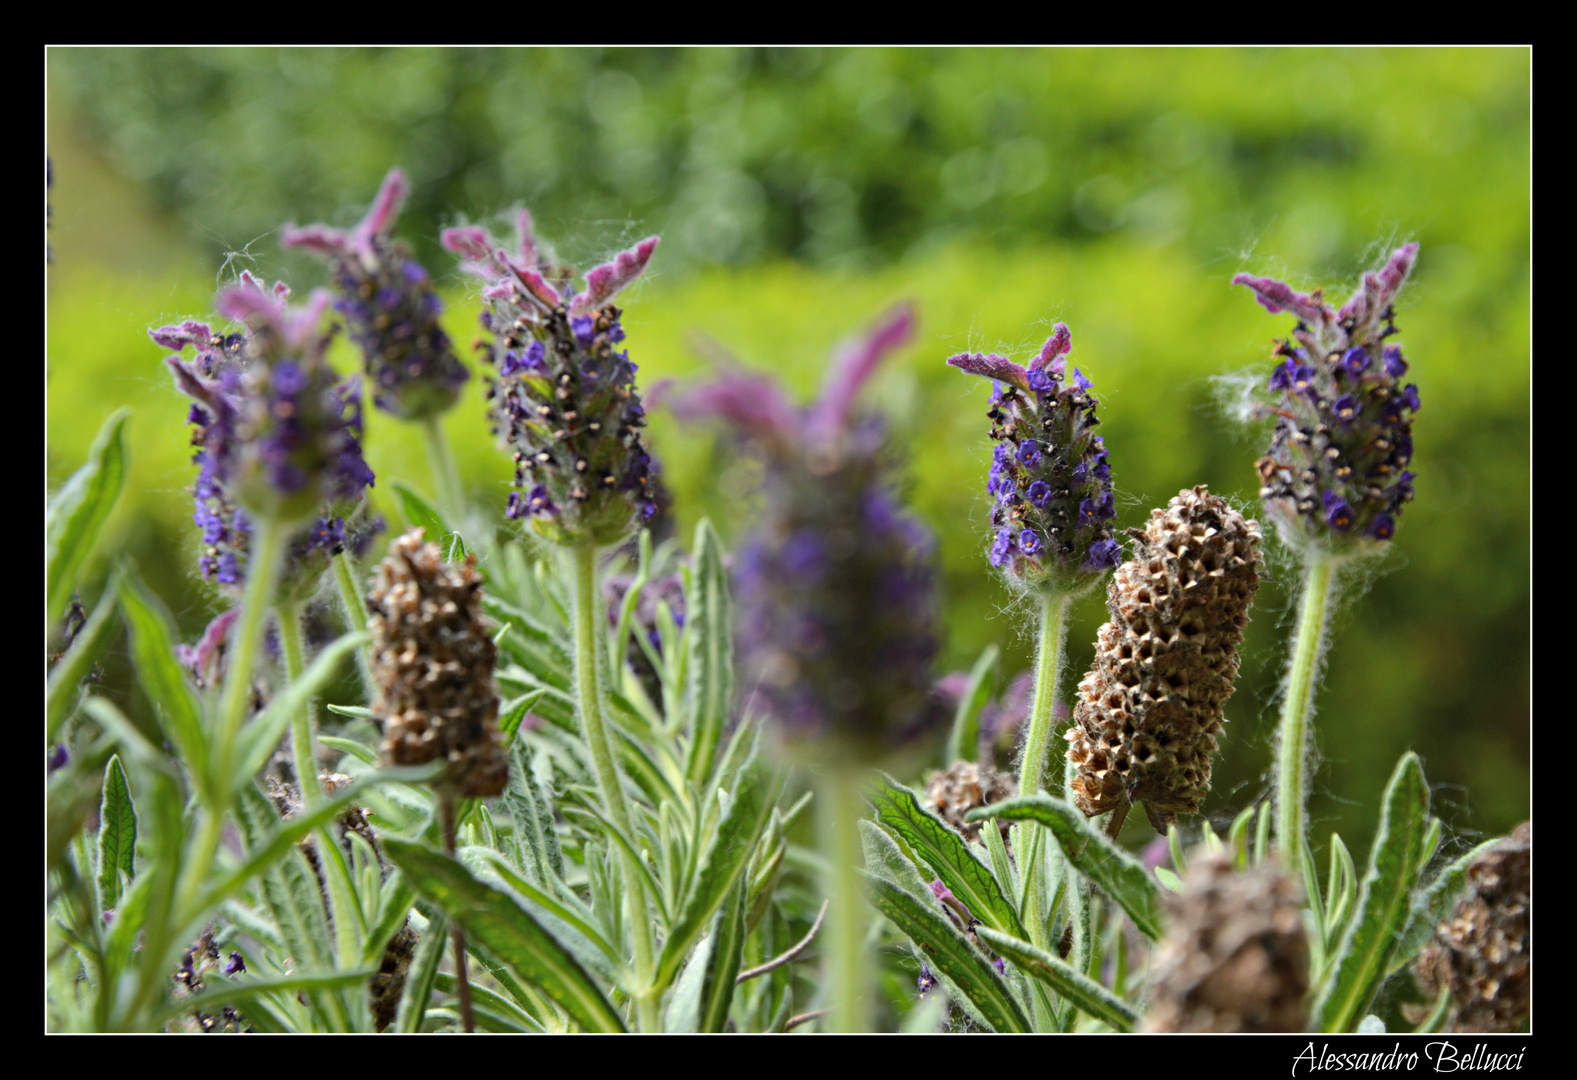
<box><xmin>926</xmin><ymin>760</ymin><xmax>1017</xmax><ymax>844</ymax></box>
<box><xmin>1412</xmin><ymin>821</ymin><xmax>1531</xmax><ymax>1033</ymax></box>
<box><xmin>371</xmin><ymin>528</ymin><xmax>507</xmax><ymax>798</ymax></box>
<box><xmin>1144</xmin><ymin>854</ymin><xmax>1309</xmax><ymax>1032</ymax></box>
<box><xmin>1067</xmin><ymin>487</ymin><xmax>1263</xmax><ymax>832</ymax></box>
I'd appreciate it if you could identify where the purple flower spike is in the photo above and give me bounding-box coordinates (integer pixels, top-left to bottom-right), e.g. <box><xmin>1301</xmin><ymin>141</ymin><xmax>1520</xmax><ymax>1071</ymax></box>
<box><xmin>672</xmin><ymin>304</ymin><xmax>941</xmax><ymax>763</ymax></box>
<box><xmin>284</xmin><ymin>168</ymin><xmax>469</xmax><ymax>420</ymax></box>
<box><xmin>457</xmin><ymin>214</ymin><xmax>661</xmax><ymax>546</ymax></box>
<box><xmin>1240</xmin><ymin>245</ymin><xmax>1422</xmax><ymax>550</ymax></box>
<box><xmin>157</xmin><ymin>274</ymin><xmax>379</xmax><ymax>592</ymax></box>
<box><xmin>950</xmin><ymin>322</ymin><xmax>1119</xmax><ymax>597</ymax></box>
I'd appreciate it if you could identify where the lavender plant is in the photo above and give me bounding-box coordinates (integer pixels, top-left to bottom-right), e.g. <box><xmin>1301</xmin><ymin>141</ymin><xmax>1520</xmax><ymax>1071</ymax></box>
<box><xmin>670</xmin><ymin>302</ymin><xmax>943</xmax><ymax>1031</ymax></box>
<box><xmin>46</xmin><ymin>168</ymin><xmax>1524</xmax><ymax>1036</ymax></box>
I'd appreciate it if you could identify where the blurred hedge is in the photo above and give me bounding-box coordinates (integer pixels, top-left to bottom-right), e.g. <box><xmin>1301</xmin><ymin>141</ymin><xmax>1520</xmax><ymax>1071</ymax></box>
<box><xmin>46</xmin><ymin>46</ymin><xmax>1528</xmax><ymax>861</ymax></box>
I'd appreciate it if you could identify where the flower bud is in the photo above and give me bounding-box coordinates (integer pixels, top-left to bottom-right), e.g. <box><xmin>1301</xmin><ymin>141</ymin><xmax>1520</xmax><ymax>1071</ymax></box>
<box><xmin>947</xmin><ymin>324</ymin><xmax>1120</xmax><ymax>598</ymax></box>
<box><xmin>282</xmin><ymin>167</ymin><xmax>469</xmax><ymax>420</ymax></box>
<box><xmin>1143</xmin><ymin>854</ymin><xmax>1309</xmax><ymax>1032</ymax></box>
<box><xmin>1234</xmin><ymin>244</ymin><xmax>1420</xmax><ymax>552</ymax></box>
<box><xmin>443</xmin><ymin>216</ymin><xmax>659</xmax><ymax>547</ymax></box>
<box><xmin>1066</xmin><ymin>487</ymin><xmax>1263</xmax><ymax>832</ymax></box>
<box><xmin>1410</xmin><ymin>821</ymin><xmax>1530</xmax><ymax>1033</ymax></box>
<box><xmin>370</xmin><ymin>528</ymin><xmax>507</xmax><ymax>797</ymax></box>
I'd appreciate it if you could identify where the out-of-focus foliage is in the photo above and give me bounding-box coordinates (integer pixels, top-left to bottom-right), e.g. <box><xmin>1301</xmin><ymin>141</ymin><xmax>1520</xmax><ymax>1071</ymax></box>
<box><xmin>46</xmin><ymin>46</ymin><xmax>1527</xmax><ymax>869</ymax></box>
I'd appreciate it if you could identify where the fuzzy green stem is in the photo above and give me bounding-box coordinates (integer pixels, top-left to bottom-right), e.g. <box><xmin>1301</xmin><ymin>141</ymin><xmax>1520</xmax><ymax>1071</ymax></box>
<box><xmin>1019</xmin><ymin>592</ymin><xmax>1073</xmax><ymax>796</ymax></box>
<box><xmin>568</xmin><ymin>542</ymin><xmax>659</xmax><ymax>1031</ymax></box>
<box><xmin>1275</xmin><ymin>551</ymin><xmax>1336</xmax><ymax>881</ymax></box>
<box><xmin>213</xmin><ymin>516</ymin><xmax>288</xmax><ymax>792</ymax></box>
<box><xmin>276</xmin><ymin>600</ymin><xmax>321</xmax><ymax>807</ymax></box>
<box><xmin>331</xmin><ymin>550</ymin><xmax>375</xmax><ymax>700</ymax></box>
<box><xmin>421</xmin><ymin>413</ymin><xmax>464</xmax><ymax>522</ymax></box>
<box><xmin>819</xmin><ymin>764</ymin><xmax>870</xmax><ymax>1032</ymax></box>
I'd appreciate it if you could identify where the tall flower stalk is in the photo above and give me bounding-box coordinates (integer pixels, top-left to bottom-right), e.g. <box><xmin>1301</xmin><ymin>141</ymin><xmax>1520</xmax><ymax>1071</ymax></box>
<box><xmin>947</xmin><ymin>325</ymin><xmax>1121</xmax><ymax>801</ymax></box>
<box><xmin>445</xmin><ymin>215</ymin><xmax>663</xmax><ymax>1028</ymax></box>
<box><xmin>671</xmin><ymin>302</ymin><xmax>941</xmax><ymax>1032</ymax></box>
<box><xmin>1233</xmin><ymin>244</ymin><xmax>1421</xmax><ymax>873</ymax></box>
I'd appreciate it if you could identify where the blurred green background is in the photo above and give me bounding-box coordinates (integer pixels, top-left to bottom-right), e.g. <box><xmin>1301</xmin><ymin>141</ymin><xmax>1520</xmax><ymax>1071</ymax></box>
<box><xmin>46</xmin><ymin>47</ymin><xmax>1529</xmax><ymax>861</ymax></box>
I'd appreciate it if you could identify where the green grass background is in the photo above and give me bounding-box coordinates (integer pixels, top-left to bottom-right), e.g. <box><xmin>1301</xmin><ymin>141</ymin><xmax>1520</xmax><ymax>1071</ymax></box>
<box><xmin>46</xmin><ymin>47</ymin><xmax>1529</xmax><ymax>862</ymax></box>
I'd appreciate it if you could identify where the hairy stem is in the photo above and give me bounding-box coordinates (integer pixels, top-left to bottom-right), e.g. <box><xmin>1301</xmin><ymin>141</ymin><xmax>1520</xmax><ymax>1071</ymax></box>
<box><xmin>569</xmin><ymin>542</ymin><xmax>659</xmax><ymax>1031</ymax></box>
<box><xmin>276</xmin><ymin>600</ymin><xmax>320</xmax><ymax>806</ymax></box>
<box><xmin>331</xmin><ymin>550</ymin><xmax>374</xmax><ymax>700</ymax></box>
<box><xmin>819</xmin><ymin>764</ymin><xmax>870</xmax><ymax>1032</ymax></box>
<box><xmin>1018</xmin><ymin>592</ymin><xmax>1073</xmax><ymax>796</ymax></box>
<box><xmin>1275</xmin><ymin>551</ymin><xmax>1336</xmax><ymax>883</ymax></box>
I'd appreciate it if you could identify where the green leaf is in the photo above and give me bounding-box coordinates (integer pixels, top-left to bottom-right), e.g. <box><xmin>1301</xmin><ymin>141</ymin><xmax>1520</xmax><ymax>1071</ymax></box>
<box><xmin>151</xmin><ymin>967</ymin><xmax>378</xmax><ymax>1028</ymax></box>
<box><xmin>384</xmin><ymin>837</ymin><xmax>626</xmax><ymax>1032</ymax></box>
<box><xmin>1310</xmin><ymin>752</ymin><xmax>1434</xmax><ymax>1033</ymax></box>
<box><xmin>683</xmin><ymin>519</ymin><xmax>733</xmax><ymax>786</ymax></box>
<box><xmin>397</xmin><ymin>907</ymin><xmax>449</xmax><ymax>1033</ymax></box>
<box><xmin>231</xmin><ymin>631</ymin><xmax>367</xmax><ymax>796</ymax></box>
<box><xmin>945</xmin><ymin>644</ymin><xmax>998</xmax><ymax>765</ymax></box>
<box><xmin>967</xmin><ymin>794</ymin><xmax>1163</xmax><ymax>940</ymax></box>
<box><xmin>504</xmin><ymin>736</ymin><xmax>565</xmax><ymax>889</ymax></box>
<box><xmin>96</xmin><ymin>755</ymin><xmax>137</xmax><ymax>911</ymax></box>
<box><xmin>116</xmin><ymin>568</ymin><xmax>208</xmax><ymax>793</ymax></box>
<box><xmin>391</xmin><ymin>481</ymin><xmax>464</xmax><ymax>558</ymax></box>
<box><xmin>975</xmin><ymin>926</ymin><xmax>1138</xmax><ymax>1032</ymax></box>
<box><xmin>865</xmin><ymin>874</ymin><xmax>1030</xmax><ymax>1033</ymax></box>
<box><xmin>1391</xmin><ymin>835</ymin><xmax>1503</xmax><ymax>976</ymax></box>
<box><xmin>319</xmin><ymin>734</ymin><xmax>378</xmax><ymax>767</ymax></box>
<box><xmin>432</xmin><ymin>971</ymin><xmax>541</xmax><ymax>1032</ymax></box>
<box><xmin>870</xmin><ymin>776</ymin><xmax>1025</xmax><ymax>939</ymax></box>
<box><xmin>46</xmin><ymin>576</ymin><xmax>121</xmax><ymax>743</ymax></box>
<box><xmin>47</xmin><ymin>407</ymin><xmax>129</xmax><ymax>625</ymax></box>
<box><xmin>476</xmin><ymin>852</ymin><xmax>622</xmax><ymax>977</ymax></box>
<box><xmin>698</xmin><ymin>875</ymin><xmax>748</xmax><ymax>1032</ymax></box>
<box><xmin>655</xmin><ymin>753</ymin><xmax>781</xmax><ymax>993</ymax></box>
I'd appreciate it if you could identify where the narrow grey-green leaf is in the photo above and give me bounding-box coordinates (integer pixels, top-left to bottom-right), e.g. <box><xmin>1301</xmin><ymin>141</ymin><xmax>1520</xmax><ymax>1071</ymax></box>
<box><xmin>683</xmin><ymin>519</ymin><xmax>732</xmax><ymax>786</ymax></box>
<box><xmin>117</xmin><ymin>568</ymin><xmax>207</xmax><ymax>792</ymax></box>
<box><xmin>655</xmin><ymin>754</ymin><xmax>780</xmax><ymax>992</ymax></box>
<box><xmin>1390</xmin><ymin>836</ymin><xmax>1503</xmax><ymax>977</ymax></box>
<box><xmin>47</xmin><ymin>407</ymin><xmax>129</xmax><ymax>625</ymax></box>
<box><xmin>945</xmin><ymin>644</ymin><xmax>998</xmax><ymax>766</ymax></box>
<box><xmin>1310</xmin><ymin>752</ymin><xmax>1433</xmax><ymax>1033</ymax></box>
<box><xmin>968</xmin><ymin>794</ymin><xmax>1162</xmax><ymax>939</ymax></box>
<box><xmin>398</xmin><ymin>907</ymin><xmax>449</xmax><ymax>1033</ymax></box>
<box><xmin>151</xmin><ymin>967</ymin><xmax>378</xmax><ymax>1028</ymax></box>
<box><xmin>871</xmin><ymin>776</ymin><xmax>1024</xmax><ymax>938</ymax></box>
<box><xmin>384</xmin><ymin>837</ymin><xmax>625</xmax><ymax>1032</ymax></box>
<box><xmin>96</xmin><ymin>755</ymin><xmax>136</xmax><ymax>911</ymax></box>
<box><xmin>319</xmin><ymin>734</ymin><xmax>378</xmax><ymax>767</ymax></box>
<box><xmin>975</xmin><ymin>925</ymin><xmax>1138</xmax><ymax>1032</ymax></box>
<box><xmin>47</xmin><ymin>577</ymin><xmax>121</xmax><ymax>743</ymax></box>
<box><xmin>432</xmin><ymin>971</ymin><xmax>541</xmax><ymax>1032</ymax></box>
<box><xmin>504</xmin><ymin>736</ymin><xmax>565</xmax><ymax>887</ymax></box>
<box><xmin>865</xmin><ymin>874</ymin><xmax>1029</xmax><ymax>1033</ymax></box>
<box><xmin>699</xmin><ymin>875</ymin><xmax>748</xmax><ymax>1032</ymax></box>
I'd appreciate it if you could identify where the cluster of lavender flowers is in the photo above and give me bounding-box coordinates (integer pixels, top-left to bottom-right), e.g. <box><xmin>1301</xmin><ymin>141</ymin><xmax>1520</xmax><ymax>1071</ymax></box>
<box><xmin>671</xmin><ymin>304</ymin><xmax>943</xmax><ymax>760</ymax></box>
<box><xmin>947</xmin><ymin>325</ymin><xmax>1121</xmax><ymax>597</ymax></box>
<box><xmin>151</xmin><ymin>273</ymin><xmax>377</xmax><ymax>595</ymax></box>
<box><xmin>443</xmin><ymin>217</ymin><xmax>660</xmax><ymax>547</ymax></box>
<box><xmin>1234</xmin><ymin>243</ymin><xmax>1420</xmax><ymax>551</ymax></box>
<box><xmin>282</xmin><ymin>168</ymin><xmax>469</xmax><ymax>421</ymax></box>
